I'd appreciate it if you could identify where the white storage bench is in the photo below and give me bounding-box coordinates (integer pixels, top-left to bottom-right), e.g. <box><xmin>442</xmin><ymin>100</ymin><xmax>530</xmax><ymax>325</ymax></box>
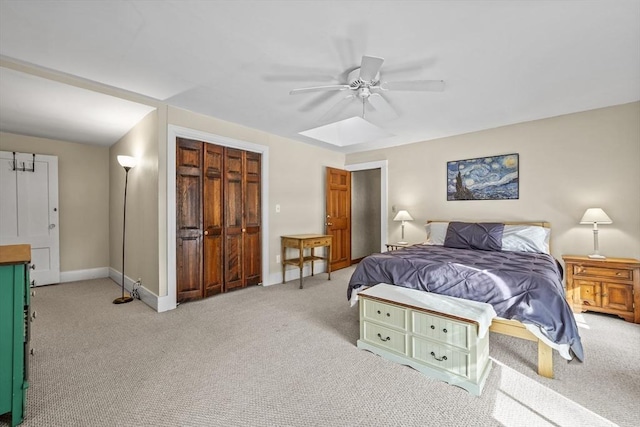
<box><xmin>357</xmin><ymin>284</ymin><xmax>496</xmax><ymax>396</ymax></box>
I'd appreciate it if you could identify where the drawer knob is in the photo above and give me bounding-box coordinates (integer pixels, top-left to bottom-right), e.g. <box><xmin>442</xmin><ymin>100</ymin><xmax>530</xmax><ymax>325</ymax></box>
<box><xmin>377</xmin><ymin>333</ymin><xmax>391</xmax><ymax>342</ymax></box>
<box><xmin>430</xmin><ymin>351</ymin><xmax>448</xmax><ymax>362</ymax></box>
<box><xmin>377</xmin><ymin>310</ymin><xmax>381</xmax><ymax>314</ymax></box>
<box><xmin>430</xmin><ymin>325</ymin><xmax>435</xmax><ymax>330</ymax></box>
<box><xmin>443</xmin><ymin>328</ymin><xmax>448</xmax><ymax>333</ymax></box>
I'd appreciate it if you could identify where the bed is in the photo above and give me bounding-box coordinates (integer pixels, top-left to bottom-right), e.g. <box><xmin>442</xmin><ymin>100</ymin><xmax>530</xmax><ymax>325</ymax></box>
<box><xmin>348</xmin><ymin>221</ymin><xmax>584</xmax><ymax>378</ymax></box>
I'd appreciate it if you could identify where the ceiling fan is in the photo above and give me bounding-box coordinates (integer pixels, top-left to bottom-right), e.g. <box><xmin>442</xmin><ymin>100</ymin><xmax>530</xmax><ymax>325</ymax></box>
<box><xmin>289</xmin><ymin>55</ymin><xmax>445</xmax><ymax>119</ymax></box>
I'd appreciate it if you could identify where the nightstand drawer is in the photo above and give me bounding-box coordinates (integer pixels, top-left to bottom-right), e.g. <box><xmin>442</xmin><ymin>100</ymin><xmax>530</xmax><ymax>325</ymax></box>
<box><xmin>412</xmin><ymin>311</ymin><xmax>471</xmax><ymax>350</ymax></box>
<box><xmin>412</xmin><ymin>337</ymin><xmax>470</xmax><ymax>378</ymax></box>
<box><xmin>362</xmin><ymin>321</ymin><xmax>407</xmax><ymax>355</ymax></box>
<box><xmin>573</xmin><ymin>265</ymin><xmax>632</xmax><ymax>281</ymax></box>
<box><xmin>362</xmin><ymin>299</ymin><xmax>407</xmax><ymax>330</ymax></box>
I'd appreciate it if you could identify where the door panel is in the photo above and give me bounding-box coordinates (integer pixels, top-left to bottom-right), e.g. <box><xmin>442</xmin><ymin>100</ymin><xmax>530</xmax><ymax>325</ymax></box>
<box><xmin>224</xmin><ymin>148</ymin><xmax>244</xmax><ymax>290</ymax></box>
<box><xmin>325</xmin><ymin>167</ymin><xmax>351</xmax><ymax>271</ymax></box>
<box><xmin>0</xmin><ymin>151</ymin><xmax>59</xmax><ymax>286</ymax></box>
<box><xmin>244</xmin><ymin>152</ymin><xmax>261</xmax><ymax>285</ymax></box>
<box><xmin>176</xmin><ymin>138</ymin><xmax>203</xmax><ymax>302</ymax></box>
<box><xmin>203</xmin><ymin>144</ymin><xmax>224</xmax><ymax>296</ymax></box>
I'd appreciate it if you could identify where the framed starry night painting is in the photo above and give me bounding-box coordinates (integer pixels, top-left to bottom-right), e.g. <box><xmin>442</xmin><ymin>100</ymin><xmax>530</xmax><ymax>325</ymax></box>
<box><xmin>447</xmin><ymin>153</ymin><xmax>519</xmax><ymax>201</ymax></box>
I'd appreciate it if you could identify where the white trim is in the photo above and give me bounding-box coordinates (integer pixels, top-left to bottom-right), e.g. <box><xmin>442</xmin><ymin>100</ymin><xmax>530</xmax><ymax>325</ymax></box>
<box><xmin>346</xmin><ymin>160</ymin><xmax>388</xmax><ymax>254</ymax></box>
<box><xmin>109</xmin><ymin>267</ymin><xmax>160</xmax><ymax>310</ymax></box>
<box><xmin>59</xmin><ymin>267</ymin><xmax>109</xmax><ymax>283</ymax></box>
<box><xmin>166</xmin><ymin>125</ymin><xmax>270</xmax><ymax>310</ymax></box>
<box><xmin>266</xmin><ymin>260</ymin><xmax>329</xmax><ymax>287</ymax></box>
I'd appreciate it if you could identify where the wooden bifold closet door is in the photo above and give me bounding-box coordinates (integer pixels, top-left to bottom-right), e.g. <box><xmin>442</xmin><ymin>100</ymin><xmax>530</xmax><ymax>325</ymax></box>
<box><xmin>176</xmin><ymin>138</ymin><xmax>261</xmax><ymax>303</ymax></box>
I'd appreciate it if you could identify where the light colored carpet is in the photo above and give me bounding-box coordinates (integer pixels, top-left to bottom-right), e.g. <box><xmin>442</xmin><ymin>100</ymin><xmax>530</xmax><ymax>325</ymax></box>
<box><xmin>2</xmin><ymin>266</ymin><xmax>639</xmax><ymax>427</ymax></box>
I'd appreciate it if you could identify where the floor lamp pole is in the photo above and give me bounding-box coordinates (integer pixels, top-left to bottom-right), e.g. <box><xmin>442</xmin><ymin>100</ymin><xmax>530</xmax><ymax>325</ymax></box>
<box><xmin>114</xmin><ymin>165</ymin><xmax>134</xmax><ymax>304</ymax></box>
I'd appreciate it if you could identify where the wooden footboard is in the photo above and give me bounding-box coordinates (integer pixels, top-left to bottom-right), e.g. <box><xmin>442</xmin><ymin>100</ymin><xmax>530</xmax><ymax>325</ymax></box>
<box><xmin>489</xmin><ymin>318</ymin><xmax>554</xmax><ymax>379</ymax></box>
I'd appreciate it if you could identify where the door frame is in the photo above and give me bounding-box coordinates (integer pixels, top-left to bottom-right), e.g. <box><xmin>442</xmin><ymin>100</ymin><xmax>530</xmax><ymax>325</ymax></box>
<box><xmin>346</xmin><ymin>160</ymin><xmax>388</xmax><ymax>254</ymax></box>
<box><xmin>164</xmin><ymin>125</ymin><xmax>269</xmax><ymax>311</ymax></box>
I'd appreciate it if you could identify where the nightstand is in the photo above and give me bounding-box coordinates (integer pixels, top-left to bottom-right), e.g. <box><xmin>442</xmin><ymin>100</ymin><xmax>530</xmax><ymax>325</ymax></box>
<box><xmin>385</xmin><ymin>243</ymin><xmax>412</xmax><ymax>251</ymax></box>
<box><xmin>563</xmin><ymin>255</ymin><xmax>640</xmax><ymax>323</ymax></box>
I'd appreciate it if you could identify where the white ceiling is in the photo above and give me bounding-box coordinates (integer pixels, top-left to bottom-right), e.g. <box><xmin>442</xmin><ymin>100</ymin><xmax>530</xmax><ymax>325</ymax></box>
<box><xmin>0</xmin><ymin>1</ymin><xmax>638</xmax><ymax>153</ymax></box>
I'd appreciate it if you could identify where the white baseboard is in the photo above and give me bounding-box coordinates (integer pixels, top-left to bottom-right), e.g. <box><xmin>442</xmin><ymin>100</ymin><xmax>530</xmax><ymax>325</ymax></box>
<box><xmin>60</xmin><ymin>267</ymin><xmax>109</xmax><ymax>283</ymax></box>
<box><xmin>108</xmin><ymin>267</ymin><xmax>159</xmax><ymax>311</ymax></box>
<box><xmin>266</xmin><ymin>260</ymin><xmax>329</xmax><ymax>287</ymax></box>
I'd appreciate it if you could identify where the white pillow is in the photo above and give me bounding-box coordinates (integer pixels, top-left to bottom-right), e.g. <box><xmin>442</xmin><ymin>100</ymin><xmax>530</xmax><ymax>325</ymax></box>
<box><xmin>501</xmin><ymin>225</ymin><xmax>551</xmax><ymax>254</ymax></box>
<box><xmin>424</xmin><ymin>222</ymin><xmax>449</xmax><ymax>245</ymax></box>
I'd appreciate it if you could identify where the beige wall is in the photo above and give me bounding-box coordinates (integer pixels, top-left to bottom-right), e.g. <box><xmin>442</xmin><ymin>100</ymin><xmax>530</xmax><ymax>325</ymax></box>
<box><xmin>109</xmin><ymin>110</ymin><xmax>160</xmax><ymax>294</ymax></box>
<box><xmin>346</xmin><ymin>102</ymin><xmax>640</xmax><ymax>260</ymax></box>
<box><xmin>0</xmin><ymin>132</ymin><xmax>110</xmax><ymax>272</ymax></box>
<box><xmin>167</xmin><ymin>107</ymin><xmax>345</xmax><ymax>285</ymax></box>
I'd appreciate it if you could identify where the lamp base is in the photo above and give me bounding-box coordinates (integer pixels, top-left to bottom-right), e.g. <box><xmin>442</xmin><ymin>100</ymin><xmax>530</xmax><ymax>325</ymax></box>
<box><xmin>113</xmin><ymin>295</ymin><xmax>134</xmax><ymax>304</ymax></box>
<box><xmin>588</xmin><ymin>254</ymin><xmax>606</xmax><ymax>259</ymax></box>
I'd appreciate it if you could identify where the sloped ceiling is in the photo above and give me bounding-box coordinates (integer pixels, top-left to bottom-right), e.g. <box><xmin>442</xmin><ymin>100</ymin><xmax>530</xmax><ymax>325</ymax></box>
<box><xmin>0</xmin><ymin>1</ymin><xmax>638</xmax><ymax>152</ymax></box>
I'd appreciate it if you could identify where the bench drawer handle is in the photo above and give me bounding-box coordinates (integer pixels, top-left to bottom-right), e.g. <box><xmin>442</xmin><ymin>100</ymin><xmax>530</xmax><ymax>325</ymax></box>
<box><xmin>430</xmin><ymin>351</ymin><xmax>447</xmax><ymax>362</ymax></box>
<box><xmin>377</xmin><ymin>333</ymin><xmax>391</xmax><ymax>342</ymax></box>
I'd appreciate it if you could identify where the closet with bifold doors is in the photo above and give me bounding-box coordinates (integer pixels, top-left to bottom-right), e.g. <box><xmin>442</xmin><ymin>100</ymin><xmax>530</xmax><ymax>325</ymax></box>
<box><xmin>176</xmin><ymin>137</ymin><xmax>262</xmax><ymax>303</ymax></box>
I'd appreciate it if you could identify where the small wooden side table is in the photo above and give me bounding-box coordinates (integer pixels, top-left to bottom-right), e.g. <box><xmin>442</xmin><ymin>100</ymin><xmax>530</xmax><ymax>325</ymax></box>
<box><xmin>385</xmin><ymin>243</ymin><xmax>412</xmax><ymax>251</ymax></box>
<box><xmin>281</xmin><ymin>234</ymin><xmax>332</xmax><ymax>289</ymax></box>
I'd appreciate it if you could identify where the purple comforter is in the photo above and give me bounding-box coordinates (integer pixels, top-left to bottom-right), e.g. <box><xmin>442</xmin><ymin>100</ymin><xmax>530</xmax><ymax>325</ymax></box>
<box><xmin>348</xmin><ymin>245</ymin><xmax>584</xmax><ymax>361</ymax></box>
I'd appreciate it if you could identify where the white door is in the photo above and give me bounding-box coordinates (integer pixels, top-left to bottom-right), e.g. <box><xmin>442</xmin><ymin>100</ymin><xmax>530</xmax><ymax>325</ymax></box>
<box><xmin>0</xmin><ymin>151</ymin><xmax>60</xmax><ymax>286</ymax></box>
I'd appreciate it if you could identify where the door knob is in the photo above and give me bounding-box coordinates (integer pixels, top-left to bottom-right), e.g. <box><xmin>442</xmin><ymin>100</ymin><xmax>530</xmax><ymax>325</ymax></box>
<box><xmin>204</xmin><ymin>230</ymin><xmax>209</xmax><ymax>235</ymax></box>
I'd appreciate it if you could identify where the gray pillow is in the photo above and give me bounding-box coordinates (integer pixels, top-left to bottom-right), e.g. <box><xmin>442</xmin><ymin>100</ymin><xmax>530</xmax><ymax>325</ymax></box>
<box><xmin>444</xmin><ymin>222</ymin><xmax>505</xmax><ymax>251</ymax></box>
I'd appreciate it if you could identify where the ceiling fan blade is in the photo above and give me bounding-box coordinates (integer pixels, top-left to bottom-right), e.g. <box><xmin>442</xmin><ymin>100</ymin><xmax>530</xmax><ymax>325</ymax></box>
<box><xmin>383</xmin><ymin>80</ymin><xmax>445</xmax><ymax>92</ymax></box>
<box><xmin>290</xmin><ymin>85</ymin><xmax>350</xmax><ymax>95</ymax></box>
<box><xmin>367</xmin><ymin>93</ymin><xmax>398</xmax><ymax>119</ymax></box>
<box><xmin>318</xmin><ymin>94</ymin><xmax>356</xmax><ymax>123</ymax></box>
<box><xmin>359</xmin><ymin>55</ymin><xmax>384</xmax><ymax>81</ymax></box>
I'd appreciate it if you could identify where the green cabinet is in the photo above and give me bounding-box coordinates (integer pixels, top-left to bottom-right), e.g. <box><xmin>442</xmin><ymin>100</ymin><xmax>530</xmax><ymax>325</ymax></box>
<box><xmin>0</xmin><ymin>245</ymin><xmax>31</xmax><ymax>427</ymax></box>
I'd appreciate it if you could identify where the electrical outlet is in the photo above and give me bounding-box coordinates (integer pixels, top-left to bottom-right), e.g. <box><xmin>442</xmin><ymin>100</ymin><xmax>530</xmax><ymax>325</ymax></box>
<box><xmin>275</xmin><ymin>204</ymin><xmax>281</xmax><ymax>213</ymax></box>
<box><xmin>276</xmin><ymin>255</ymin><xmax>281</xmax><ymax>263</ymax></box>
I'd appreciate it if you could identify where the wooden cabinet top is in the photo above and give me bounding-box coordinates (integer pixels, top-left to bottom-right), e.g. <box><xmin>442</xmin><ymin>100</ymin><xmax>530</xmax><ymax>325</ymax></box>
<box><xmin>562</xmin><ymin>255</ymin><xmax>640</xmax><ymax>268</ymax></box>
<box><xmin>0</xmin><ymin>244</ymin><xmax>31</xmax><ymax>265</ymax></box>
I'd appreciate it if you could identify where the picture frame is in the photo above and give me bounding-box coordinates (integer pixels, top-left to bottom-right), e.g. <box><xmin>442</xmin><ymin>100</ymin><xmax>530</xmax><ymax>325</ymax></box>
<box><xmin>447</xmin><ymin>153</ymin><xmax>519</xmax><ymax>201</ymax></box>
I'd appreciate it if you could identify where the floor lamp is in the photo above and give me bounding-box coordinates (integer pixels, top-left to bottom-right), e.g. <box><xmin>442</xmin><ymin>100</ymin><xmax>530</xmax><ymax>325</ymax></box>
<box><xmin>113</xmin><ymin>155</ymin><xmax>137</xmax><ymax>304</ymax></box>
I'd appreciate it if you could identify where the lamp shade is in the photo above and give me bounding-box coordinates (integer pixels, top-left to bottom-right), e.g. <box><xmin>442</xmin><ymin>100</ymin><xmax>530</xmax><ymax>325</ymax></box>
<box><xmin>393</xmin><ymin>210</ymin><xmax>414</xmax><ymax>222</ymax></box>
<box><xmin>580</xmin><ymin>208</ymin><xmax>612</xmax><ymax>224</ymax></box>
<box><xmin>117</xmin><ymin>155</ymin><xmax>137</xmax><ymax>169</ymax></box>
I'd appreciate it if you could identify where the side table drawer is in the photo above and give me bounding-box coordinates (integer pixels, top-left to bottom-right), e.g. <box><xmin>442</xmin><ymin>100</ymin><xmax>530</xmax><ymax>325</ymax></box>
<box><xmin>362</xmin><ymin>321</ymin><xmax>407</xmax><ymax>355</ymax></box>
<box><xmin>412</xmin><ymin>311</ymin><xmax>471</xmax><ymax>350</ymax></box>
<box><xmin>303</xmin><ymin>237</ymin><xmax>331</xmax><ymax>248</ymax></box>
<box><xmin>573</xmin><ymin>265</ymin><xmax>632</xmax><ymax>281</ymax></box>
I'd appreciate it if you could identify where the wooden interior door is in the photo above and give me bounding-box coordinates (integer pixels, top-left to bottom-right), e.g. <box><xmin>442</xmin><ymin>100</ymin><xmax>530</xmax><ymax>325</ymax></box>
<box><xmin>243</xmin><ymin>151</ymin><xmax>262</xmax><ymax>286</ymax></box>
<box><xmin>325</xmin><ymin>167</ymin><xmax>351</xmax><ymax>271</ymax></box>
<box><xmin>176</xmin><ymin>138</ymin><xmax>203</xmax><ymax>302</ymax></box>
<box><xmin>224</xmin><ymin>148</ymin><xmax>244</xmax><ymax>290</ymax></box>
<box><xmin>203</xmin><ymin>144</ymin><xmax>224</xmax><ymax>296</ymax></box>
